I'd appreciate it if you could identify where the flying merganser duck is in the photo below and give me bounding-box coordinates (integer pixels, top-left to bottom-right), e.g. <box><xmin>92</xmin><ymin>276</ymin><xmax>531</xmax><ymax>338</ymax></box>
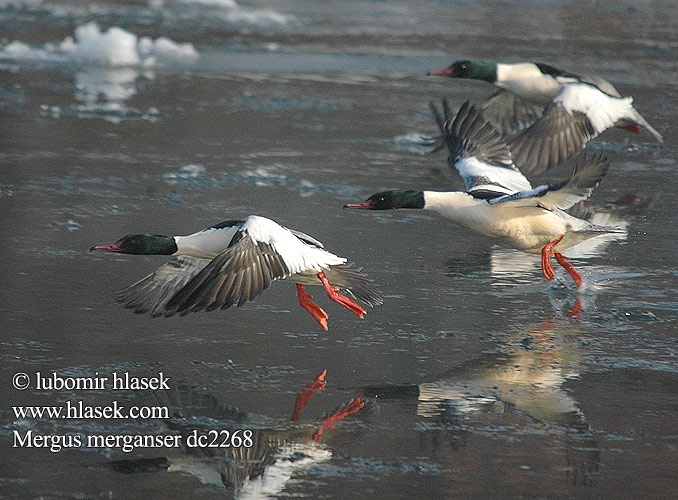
<box><xmin>429</xmin><ymin>60</ymin><xmax>663</xmax><ymax>172</ymax></box>
<box><xmin>91</xmin><ymin>215</ymin><xmax>382</xmax><ymax>330</ymax></box>
<box><xmin>345</xmin><ymin>100</ymin><xmax>622</xmax><ymax>287</ymax></box>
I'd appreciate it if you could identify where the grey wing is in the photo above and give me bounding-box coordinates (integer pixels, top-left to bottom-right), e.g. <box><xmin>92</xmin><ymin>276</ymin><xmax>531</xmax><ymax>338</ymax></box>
<box><xmin>431</xmin><ymin>99</ymin><xmax>515</xmax><ymax>169</ymax></box>
<box><xmin>480</xmin><ymin>90</ymin><xmax>544</xmax><ymax>137</ymax></box>
<box><xmin>115</xmin><ymin>256</ymin><xmax>211</xmax><ymax>317</ymax></box>
<box><xmin>509</xmin><ymin>103</ymin><xmax>596</xmax><ymax>174</ymax></box>
<box><xmin>489</xmin><ymin>153</ymin><xmax>609</xmax><ymax>210</ymax></box>
<box><xmin>164</xmin><ymin>234</ymin><xmax>290</xmax><ymax>315</ymax></box>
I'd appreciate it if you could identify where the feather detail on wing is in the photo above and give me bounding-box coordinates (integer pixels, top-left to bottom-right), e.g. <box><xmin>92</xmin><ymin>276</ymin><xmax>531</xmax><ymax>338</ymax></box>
<box><xmin>329</xmin><ymin>263</ymin><xmax>383</xmax><ymax>307</ymax></box>
<box><xmin>430</xmin><ymin>99</ymin><xmax>533</xmax><ymax>197</ymax></box>
<box><xmin>115</xmin><ymin>256</ymin><xmax>211</xmax><ymax>317</ymax></box>
<box><xmin>479</xmin><ymin>90</ymin><xmax>544</xmax><ymax>137</ymax></box>
<box><xmin>488</xmin><ymin>153</ymin><xmax>609</xmax><ymax>210</ymax></box>
<box><xmin>164</xmin><ymin>233</ymin><xmax>290</xmax><ymax>315</ymax></box>
<box><xmin>509</xmin><ymin>104</ymin><xmax>596</xmax><ymax>174</ymax></box>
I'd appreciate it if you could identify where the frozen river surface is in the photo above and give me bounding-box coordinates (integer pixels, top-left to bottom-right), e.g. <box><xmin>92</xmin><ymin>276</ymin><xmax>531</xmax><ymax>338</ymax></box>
<box><xmin>1</xmin><ymin>0</ymin><xmax>677</xmax><ymax>498</ymax></box>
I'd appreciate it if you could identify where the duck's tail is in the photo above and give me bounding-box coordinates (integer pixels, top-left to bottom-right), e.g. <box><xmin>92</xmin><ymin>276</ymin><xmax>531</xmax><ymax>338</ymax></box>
<box><xmin>329</xmin><ymin>263</ymin><xmax>383</xmax><ymax>307</ymax></box>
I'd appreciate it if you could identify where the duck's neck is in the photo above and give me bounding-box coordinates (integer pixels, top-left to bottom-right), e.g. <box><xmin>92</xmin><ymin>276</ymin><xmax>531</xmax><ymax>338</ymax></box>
<box><xmin>423</xmin><ymin>191</ymin><xmax>488</xmax><ymax>227</ymax></box>
<box><xmin>174</xmin><ymin>226</ymin><xmax>239</xmax><ymax>259</ymax></box>
<box><xmin>495</xmin><ymin>63</ymin><xmax>561</xmax><ymax>103</ymax></box>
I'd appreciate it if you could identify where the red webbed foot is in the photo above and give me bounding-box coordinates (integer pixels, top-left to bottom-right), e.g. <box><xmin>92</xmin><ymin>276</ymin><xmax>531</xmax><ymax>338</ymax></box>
<box><xmin>312</xmin><ymin>398</ymin><xmax>364</xmax><ymax>441</ymax></box>
<box><xmin>291</xmin><ymin>369</ymin><xmax>327</xmax><ymax>421</ymax></box>
<box><xmin>541</xmin><ymin>234</ymin><xmax>565</xmax><ymax>281</ymax></box>
<box><xmin>317</xmin><ymin>272</ymin><xmax>366</xmax><ymax>318</ymax></box>
<box><xmin>297</xmin><ymin>284</ymin><xmax>329</xmax><ymax>331</ymax></box>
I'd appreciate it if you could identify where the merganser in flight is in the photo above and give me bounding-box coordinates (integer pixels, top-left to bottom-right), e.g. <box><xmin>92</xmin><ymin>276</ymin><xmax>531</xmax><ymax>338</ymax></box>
<box><xmin>91</xmin><ymin>215</ymin><xmax>382</xmax><ymax>330</ymax></box>
<box><xmin>429</xmin><ymin>60</ymin><xmax>663</xmax><ymax>172</ymax></box>
<box><xmin>346</xmin><ymin>100</ymin><xmax>622</xmax><ymax>287</ymax></box>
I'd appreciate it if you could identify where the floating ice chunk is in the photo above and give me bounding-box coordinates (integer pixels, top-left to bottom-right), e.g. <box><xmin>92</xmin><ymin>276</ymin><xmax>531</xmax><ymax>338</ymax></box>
<box><xmin>0</xmin><ymin>40</ymin><xmax>67</xmax><ymax>62</ymax></box>
<box><xmin>69</xmin><ymin>23</ymin><xmax>141</xmax><ymax>66</ymax></box>
<box><xmin>178</xmin><ymin>0</ymin><xmax>238</xmax><ymax>7</ymax></box>
<box><xmin>223</xmin><ymin>9</ymin><xmax>291</xmax><ymax>26</ymax></box>
<box><xmin>238</xmin><ymin>166</ymin><xmax>288</xmax><ymax>187</ymax></box>
<box><xmin>138</xmin><ymin>36</ymin><xmax>199</xmax><ymax>64</ymax></box>
<box><xmin>163</xmin><ymin>164</ymin><xmax>207</xmax><ymax>185</ymax></box>
<box><xmin>0</xmin><ymin>22</ymin><xmax>199</xmax><ymax>67</ymax></box>
<box><xmin>178</xmin><ymin>0</ymin><xmax>293</xmax><ymax>25</ymax></box>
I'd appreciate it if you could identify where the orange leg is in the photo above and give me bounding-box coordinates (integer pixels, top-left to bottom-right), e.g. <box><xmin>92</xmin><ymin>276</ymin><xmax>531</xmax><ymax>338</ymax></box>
<box><xmin>291</xmin><ymin>369</ymin><xmax>327</xmax><ymax>421</ymax></box>
<box><xmin>297</xmin><ymin>284</ymin><xmax>329</xmax><ymax>331</ymax></box>
<box><xmin>312</xmin><ymin>398</ymin><xmax>364</xmax><ymax>441</ymax></box>
<box><xmin>541</xmin><ymin>234</ymin><xmax>565</xmax><ymax>281</ymax></box>
<box><xmin>317</xmin><ymin>272</ymin><xmax>366</xmax><ymax>318</ymax></box>
<box><xmin>554</xmin><ymin>252</ymin><xmax>583</xmax><ymax>287</ymax></box>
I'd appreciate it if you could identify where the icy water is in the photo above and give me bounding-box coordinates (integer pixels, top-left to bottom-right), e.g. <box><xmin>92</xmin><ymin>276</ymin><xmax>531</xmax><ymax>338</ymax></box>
<box><xmin>1</xmin><ymin>0</ymin><xmax>677</xmax><ymax>498</ymax></box>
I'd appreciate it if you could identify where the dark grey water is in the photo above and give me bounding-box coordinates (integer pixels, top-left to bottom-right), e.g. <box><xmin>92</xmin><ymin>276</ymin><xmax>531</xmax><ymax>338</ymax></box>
<box><xmin>1</xmin><ymin>0</ymin><xmax>677</xmax><ymax>498</ymax></box>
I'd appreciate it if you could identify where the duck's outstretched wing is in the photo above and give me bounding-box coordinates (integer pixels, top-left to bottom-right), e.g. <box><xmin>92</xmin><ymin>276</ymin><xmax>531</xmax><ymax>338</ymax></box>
<box><xmin>508</xmin><ymin>100</ymin><xmax>596</xmax><ymax>174</ymax></box>
<box><xmin>479</xmin><ymin>90</ymin><xmax>544</xmax><ymax>137</ymax></box>
<box><xmin>164</xmin><ymin>232</ymin><xmax>290</xmax><ymax>315</ymax></box>
<box><xmin>430</xmin><ymin>99</ymin><xmax>533</xmax><ymax>199</ymax></box>
<box><xmin>115</xmin><ymin>256</ymin><xmax>210</xmax><ymax>317</ymax></box>
<box><xmin>509</xmin><ymin>82</ymin><xmax>662</xmax><ymax>174</ymax></box>
<box><xmin>488</xmin><ymin>152</ymin><xmax>610</xmax><ymax>210</ymax></box>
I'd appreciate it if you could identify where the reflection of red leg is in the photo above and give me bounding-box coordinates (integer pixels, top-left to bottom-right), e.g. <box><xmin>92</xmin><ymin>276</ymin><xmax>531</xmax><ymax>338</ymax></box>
<box><xmin>317</xmin><ymin>272</ymin><xmax>366</xmax><ymax>318</ymax></box>
<box><xmin>297</xmin><ymin>284</ymin><xmax>329</xmax><ymax>331</ymax></box>
<box><xmin>567</xmin><ymin>299</ymin><xmax>582</xmax><ymax>318</ymax></box>
<box><xmin>291</xmin><ymin>369</ymin><xmax>327</xmax><ymax>421</ymax></box>
<box><xmin>541</xmin><ymin>234</ymin><xmax>565</xmax><ymax>281</ymax></box>
<box><xmin>554</xmin><ymin>252</ymin><xmax>582</xmax><ymax>287</ymax></box>
<box><xmin>312</xmin><ymin>398</ymin><xmax>364</xmax><ymax>441</ymax></box>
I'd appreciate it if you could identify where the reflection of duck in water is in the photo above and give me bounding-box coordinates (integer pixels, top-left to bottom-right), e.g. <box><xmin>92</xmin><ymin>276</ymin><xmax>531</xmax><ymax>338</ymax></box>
<box><xmin>95</xmin><ymin>371</ymin><xmax>363</xmax><ymax>497</ymax></box>
<box><xmin>350</xmin><ymin>317</ymin><xmax>599</xmax><ymax>485</ymax></box>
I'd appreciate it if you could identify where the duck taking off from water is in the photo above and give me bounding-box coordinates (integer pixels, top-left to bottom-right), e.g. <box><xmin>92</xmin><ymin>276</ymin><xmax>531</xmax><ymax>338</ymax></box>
<box><xmin>91</xmin><ymin>215</ymin><xmax>382</xmax><ymax>330</ymax></box>
<box><xmin>346</xmin><ymin>100</ymin><xmax>622</xmax><ymax>287</ymax></box>
<box><xmin>428</xmin><ymin>60</ymin><xmax>663</xmax><ymax>172</ymax></box>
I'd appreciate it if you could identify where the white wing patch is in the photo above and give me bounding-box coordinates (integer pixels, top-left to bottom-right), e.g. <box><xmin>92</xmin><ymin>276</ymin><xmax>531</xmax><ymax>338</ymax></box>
<box><xmin>242</xmin><ymin>215</ymin><xmax>345</xmax><ymax>274</ymax></box>
<box><xmin>454</xmin><ymin>156</ymin><xmax>533</xmax><ymax>196</ymax></box>
<box><xmin>554</xmin><ymin>83</ymin><xmax>634</xmax><ymax>133</ymax></box>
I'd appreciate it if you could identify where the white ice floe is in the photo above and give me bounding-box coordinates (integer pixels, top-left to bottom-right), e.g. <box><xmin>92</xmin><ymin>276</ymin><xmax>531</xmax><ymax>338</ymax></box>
<box><xmin>178</xmin><ymin>0</ymin><xmax>239</xmax><ymax>7</ymax></box>
<box><xmin>163</xmin><ymin>164</ymin><xmax>207</xmax><ymax>184</ymax></box>
<box><xmin>0</xmin><ymin>22</ymin><xmax>199</xmax><ymax>67</ymax></box>
<box><xmin>178</xmin><ymin>0</ymin><xmax>293</xmax><ymax>26</ymax></box>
